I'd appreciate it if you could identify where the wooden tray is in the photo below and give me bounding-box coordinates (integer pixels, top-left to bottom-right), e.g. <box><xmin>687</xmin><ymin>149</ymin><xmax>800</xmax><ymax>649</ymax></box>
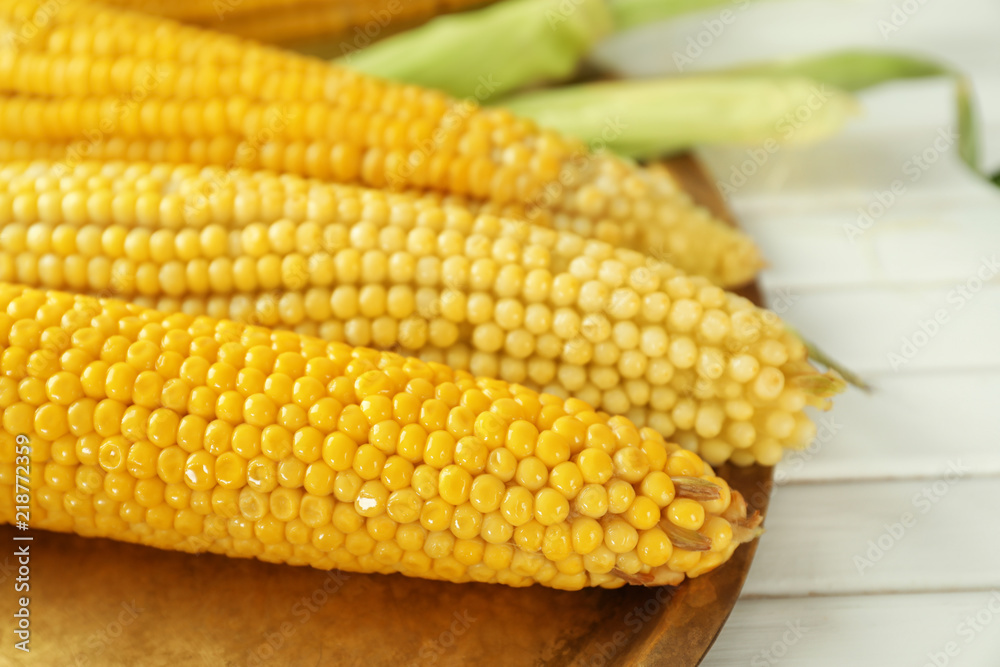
<box><xmin>0</xmin><ymin>155</ymin><xmax>772</xmax><ymax>667</ymax></box>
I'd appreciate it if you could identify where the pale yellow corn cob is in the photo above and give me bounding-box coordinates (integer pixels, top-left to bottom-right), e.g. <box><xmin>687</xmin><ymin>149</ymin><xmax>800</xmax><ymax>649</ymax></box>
<box><xmin>0</xmin><ymin>161</ymin><xmax>841</xmax><ymax>466</ymax></box>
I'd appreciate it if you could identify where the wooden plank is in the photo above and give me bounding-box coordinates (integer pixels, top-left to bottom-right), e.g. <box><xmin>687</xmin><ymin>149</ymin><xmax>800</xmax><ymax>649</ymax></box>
<box><xmin>765</xmin><ymin>284</ymin><xmax>1000</xmax><ymax>374</ymax></box>
<box><xmin>869</xmin><ymin>209</ymin><xmax>1000</xmax><ymax>286</ymax></box>
<box><xmin>740</xmin><ymin>477</ymin><xmax>999</xmax><ymax>597</ymax></box>
<box><xmin>742</xmin><ymin>215</ymin><xmax>881</xmax><ymax>289</ymax></box>
<box><xmin>731</xmin><ymin>206</ymin><xmax>1000</xmax><ymax>290</ymax></box>
<box><xmin>775</xmin><ymin>371</ymin><xmax>1000</xmax><ymax>483</ymax></box>
<box><xmin>704</xmin><ymin>591</ymin><xmax>1000</xmax><ymax>667</ymax></box>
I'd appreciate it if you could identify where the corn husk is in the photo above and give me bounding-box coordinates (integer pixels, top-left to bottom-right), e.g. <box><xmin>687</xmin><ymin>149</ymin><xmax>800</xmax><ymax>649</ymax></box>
<box><xmin>499</xmin><ymin>75</ymin><xmax>858</xmax><ymax>158</ymax></box>
<box><xmin>339</xmin><ymin>0</ymin><xmax>613</xmax><ymax>100</ymax></box>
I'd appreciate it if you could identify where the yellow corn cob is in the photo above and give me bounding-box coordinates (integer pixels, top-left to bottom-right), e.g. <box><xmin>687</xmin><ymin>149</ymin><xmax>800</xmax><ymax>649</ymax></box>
<box><xmin>0</xmin><ymin>284</ymin><xmax>761</xmax><ymax>589</ymax></box>
<box><xmin>98</xmin><ymin>0</ymin><xmax>362</xmax><ymax>23</ymax></box>
<box><xmin>0</xmin><ymin>136</ymin><xmax>760</xmax><ymax>287</ymax></box>
<box><xmin>93</xmin><ymin>0</ymin><xmax>493</xmax><ymax>43</ymax></box>
<box><xmin>0</xmin><ymin>0</ymin><xmax>762</xmax><ymax>287</ymax></box>
<box><xmin>188</xmin><ymin>0</ymin><xmax>492</xmax><ymax>45</ymax></box>
<box><xmin>0</xmin><ymin>160</ymin><xmax>841</xmax><ymax>466</ymax></box>
<box><xmin>0</xmin><ymin>0</ymin><xmax>319</xmax><ymax>67</ymax></box>
<box><xmin>0</xmin><ymin>142</ymin><xmax>761</xmax><ymax>289</ymax></box>
<box><xmin>0</xmin><ymin>156</ymin><xmax>689</xmax><ymax>257</ymax></box>
<box><xmin>189</xmin><ymin>1</ymin><xmax>412</xmax><ymax>44</ymax></box>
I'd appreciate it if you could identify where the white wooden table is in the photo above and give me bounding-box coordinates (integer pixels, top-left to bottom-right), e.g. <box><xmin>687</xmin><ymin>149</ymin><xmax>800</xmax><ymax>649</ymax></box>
<box><xmin>598</xmin><ymin>1</ymin><xmax>1000</xmax><ymax>663</ymax></box>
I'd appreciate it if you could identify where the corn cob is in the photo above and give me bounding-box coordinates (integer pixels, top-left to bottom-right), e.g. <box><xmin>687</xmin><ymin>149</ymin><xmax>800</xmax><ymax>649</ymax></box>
<box><xmin>0</xmin><ymin>284</ymin><xmax>761</xmax><ymax>589</ymax></box>
<box><xmin>97</xmin><ymin>0</ymin><xmax>363</xmax><ymax>23</ymax></box>
<box><xmin>192</xmin><ymin>1</ymin><xmax>410</xmax><ymax>45</ymax></box>
<box><xmin>0</xmin><ymin>156</ymin><xmax>713</xmax><ymax>258</ymax></box>
<box><xmin>0</xmin><ymin>0</ymin><xmax>320</xmax><ymax>68</ymax></box>
<box><xmin>0</xmin><ymin>160</ymin><xmax>841</xmax><ymax>466</ymax></box>
<box><xmin>0</xmin><ymin>0</ymin><xmax>762</xmax><ymax>287</ymax></box>
<box><xmin>188</xmin><ymin>0</ymin><xmax>493</xmax><ymax>45</ymax></box>
<box><xmin>92</xmin><ymin>0</ymin><xmax>494</xmax><ymax>43</ymax></box>
<box><xmin>0</xmin><ymin>135</ymin><xmax>760</xmax><ymax>287</ymax></box>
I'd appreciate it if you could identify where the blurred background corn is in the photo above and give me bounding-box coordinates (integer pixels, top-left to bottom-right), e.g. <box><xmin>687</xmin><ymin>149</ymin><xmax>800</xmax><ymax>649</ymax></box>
<box><xmin>90</xmin><ymin>0</ymin><xmax>495</xmax><ymax>44</ymax></box>
<box><xmin>0</xmin><ymin>284</ymin><xmax>761</xmax><ymax>588</ymax></box>
<box><xmin>0</xmin><ymin>160</ymin><xmax>841</xmax><ymax>466</ymax></box>
<box><xmin>0</xmin><ymin>0</ymin><xmax>762</xmax><ymax>287</ymax></box>
<box><xmin>0</xmin><ymin>0</ymin><xmax>313</xmax><ymax>65</ymax></box>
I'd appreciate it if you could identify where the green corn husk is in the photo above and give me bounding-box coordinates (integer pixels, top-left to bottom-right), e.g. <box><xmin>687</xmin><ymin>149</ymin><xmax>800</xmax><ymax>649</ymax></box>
<box><xmin>954</xmin><ymin>76</ymin><xmax>980</xmax><ymax>177</ymax></box>
<box><xmin>723</xmin><ymin>50</ymin><xmax>948</xmax><ymax>92</ymax></box>
<box><xmin>331</xmin><ymin>2</ymin><xmax>986</xmax><ymax>182</ymax></box>
<box><xmin>334</xmin><ymin>0</ymin><xmax>762</xmax><ymax>100</ymax></box>
<box><xmin>608</xmin><ymin>0</ymin><xmax>760</xmax><ymax>32</ymax></box>
<box><xmin>499</xmin><ymin>75</ymin><xmax>858</xmax><ymax>158</ymax></box>
<box><xmin>338</xmin><ymin>0</ymin><xmax>614</xmax><ymax>101</ymax></box>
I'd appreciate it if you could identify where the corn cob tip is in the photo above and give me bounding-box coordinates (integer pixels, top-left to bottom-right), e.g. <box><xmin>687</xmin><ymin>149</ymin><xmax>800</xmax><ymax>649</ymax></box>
<box><xmin>617</xmin><ymin>488</ymin><xmax>761</xmax><ymax>586</ymax></box>
<box><xmin>791</xmin><ymin>370</ymin><xmax>848</xmax><ymax>400</ymax></box>
<box><xmin>720</xmin><ymin>239</ymin><xmax>768</xmax><ymax>289</ymax></box>
<box><xmin>730</xmin><ymin>510</ymin><xmax>765</xmax><ymax>546</ymax></box>
<box><xmin>790</xmin><ymin>328</ymin><xmax>869</xmax><ymax>392</ymax></box>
